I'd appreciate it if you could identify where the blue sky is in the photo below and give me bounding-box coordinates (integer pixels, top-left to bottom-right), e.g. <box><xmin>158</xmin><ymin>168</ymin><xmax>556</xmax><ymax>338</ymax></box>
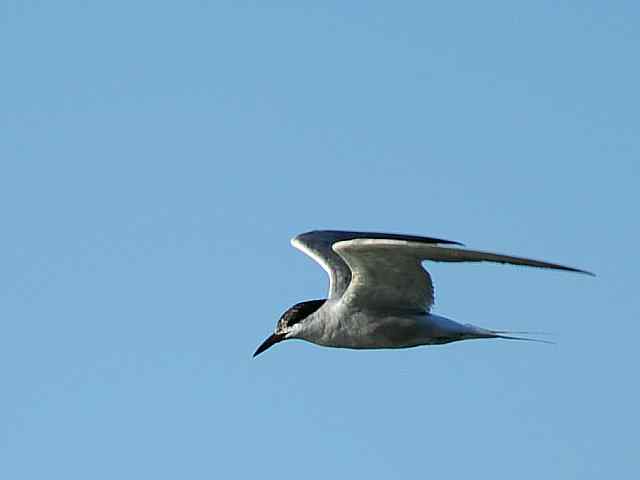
<box><xmin>2</xmin><ymin>1</ymin><xmax>638</xmax><ymax>478</ymax></box>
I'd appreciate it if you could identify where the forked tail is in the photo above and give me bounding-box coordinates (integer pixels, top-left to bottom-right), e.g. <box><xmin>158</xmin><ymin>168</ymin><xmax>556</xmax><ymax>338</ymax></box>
<box><xmin>489</xmin><ymin>330</ymin><xmax>556</xmax><ymax>345</ymax></box>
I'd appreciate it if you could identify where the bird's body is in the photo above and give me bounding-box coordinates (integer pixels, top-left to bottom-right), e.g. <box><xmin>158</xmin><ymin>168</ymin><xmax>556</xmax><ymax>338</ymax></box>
<box><xmin>253</xmin><ymin>230</ymin><xmax>592</xmax><ymax>357</ymax></box>
<box><xmin>298</xmin><ymin>301</ymin><xmax>488</xmax><ymax>349</ymax></box>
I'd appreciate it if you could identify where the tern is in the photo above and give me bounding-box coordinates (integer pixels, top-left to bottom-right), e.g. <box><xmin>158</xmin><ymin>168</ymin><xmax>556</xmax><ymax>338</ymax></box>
<box><xmin>254</xmin><ymin>230</ymin><xmax>592</xmax><ymax>357</ymax></box>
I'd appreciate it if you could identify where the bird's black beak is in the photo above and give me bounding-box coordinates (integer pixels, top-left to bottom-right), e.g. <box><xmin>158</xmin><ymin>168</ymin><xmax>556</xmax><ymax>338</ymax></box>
<box><xmin>253</xmin><ymin>332</ymin><xmax>285</xmax><ymax>358</ymax></box>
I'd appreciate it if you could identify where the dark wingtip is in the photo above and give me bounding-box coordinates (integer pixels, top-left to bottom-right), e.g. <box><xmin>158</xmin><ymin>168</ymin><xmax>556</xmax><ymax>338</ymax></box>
<box><xmin>564</xmin><ymin>266</ymin><xmax>596</xmax><ymax>277</ymax></box>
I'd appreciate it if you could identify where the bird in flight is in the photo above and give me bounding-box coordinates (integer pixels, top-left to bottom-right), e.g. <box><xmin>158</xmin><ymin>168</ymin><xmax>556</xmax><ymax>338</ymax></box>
<box><xmin>253</xmin><ymin>230</ymin><xmax>592</xmax><ymax>357</ymax></box>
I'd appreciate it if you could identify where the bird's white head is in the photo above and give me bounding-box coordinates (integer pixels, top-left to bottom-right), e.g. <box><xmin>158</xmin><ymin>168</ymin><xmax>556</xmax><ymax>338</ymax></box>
<box><xmin>253</xmin><ymin>299</ymin><xmax>326</xmax><ymax>357</ymax></box>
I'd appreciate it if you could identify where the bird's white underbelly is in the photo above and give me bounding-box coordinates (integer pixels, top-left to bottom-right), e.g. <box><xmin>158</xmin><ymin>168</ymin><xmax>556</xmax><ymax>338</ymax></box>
<box><xmin>308</xmin><ymin>308</ymin><xmax>466</xmax><ymax>349</ymax></box>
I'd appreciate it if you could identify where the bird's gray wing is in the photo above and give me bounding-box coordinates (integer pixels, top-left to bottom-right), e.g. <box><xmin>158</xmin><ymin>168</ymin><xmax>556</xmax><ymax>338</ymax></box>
<box><xmin>291</xmin><ymin>231</ymin><xmax>462</xmax><ymax>299</ymax></box>
<box><xmin>333</xmin><ymin>239</ymin><xmax>593</xmax><ymax>313</ymax></box>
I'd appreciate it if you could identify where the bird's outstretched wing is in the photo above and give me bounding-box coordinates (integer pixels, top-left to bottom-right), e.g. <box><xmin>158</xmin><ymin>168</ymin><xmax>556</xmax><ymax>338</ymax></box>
<box><xmin>291</xmin><ymin>231</ymin><xmax>462</xmax><ymax>299</ymax></box>
<box><xmin>333</xmin><ymin>239</ymin><xmax>593</xmax><ymax>313</ymax></box>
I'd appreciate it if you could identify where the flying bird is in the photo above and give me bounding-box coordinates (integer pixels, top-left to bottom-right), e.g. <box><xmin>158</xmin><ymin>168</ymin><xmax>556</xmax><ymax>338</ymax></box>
<box><xmin>254</xmin><ymin>230</ymin><xmax>592</xmax><ymax>357</ymax></box>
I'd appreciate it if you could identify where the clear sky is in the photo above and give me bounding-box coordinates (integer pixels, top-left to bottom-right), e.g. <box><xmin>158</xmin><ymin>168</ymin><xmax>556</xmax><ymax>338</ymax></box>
<box><xmin>2</xmin><ymin>1</ymin><xmax>638</xmax><ymax>478</ymax></box>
